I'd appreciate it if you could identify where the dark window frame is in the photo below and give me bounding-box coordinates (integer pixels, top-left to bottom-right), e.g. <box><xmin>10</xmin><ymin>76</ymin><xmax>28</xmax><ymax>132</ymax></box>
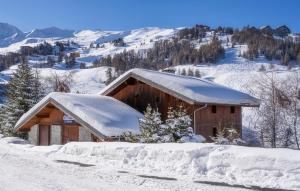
<box><xmin>213</xmin><ymin>127</ymin><xmax>217</xmax><ymax>137</ymax></box>
<box><xmin>230</xmin><ymin>106</ymin><xmax>235</xmax><ymax>114</ymax></box>
<box><xmin>212</xmin><ymin>105</ymin><xmax>217</xmax><ymax>113</ymax></box>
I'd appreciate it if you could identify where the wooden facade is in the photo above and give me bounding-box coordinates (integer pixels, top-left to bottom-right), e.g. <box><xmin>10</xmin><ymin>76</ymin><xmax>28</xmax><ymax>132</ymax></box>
<box><xmin>107</xmin><ymin>77</ymin><xmax>242</xmax><ymax>141</ymax></box>
<box><xmin>19</xmin><ymin>103</ymin><xmax>96</xmax><ymax>145</ymax></box>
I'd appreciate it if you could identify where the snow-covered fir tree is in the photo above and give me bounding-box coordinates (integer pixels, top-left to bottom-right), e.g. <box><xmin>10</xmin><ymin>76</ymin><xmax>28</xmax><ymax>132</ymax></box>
<box><xmin>194</xmin><ymin>69</ymin><xmax>201</xmax><ymax>78</ymax></box>
<box><xmin>139</xmin><ymin>104</ymin><xmax>162</xmax><ymax>143</ymax></box>
<box><xmin>0</xmin><ymin>57</ymin><xmax>43</xmax><ymax>137</ymax></box>
<box><xmin>164</xmin><ymin>105</ymin><xmax>193</xmax><ymax>142</ymax></box>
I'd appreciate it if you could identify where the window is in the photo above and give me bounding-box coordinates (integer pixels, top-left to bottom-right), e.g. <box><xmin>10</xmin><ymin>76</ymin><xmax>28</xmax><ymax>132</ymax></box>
<box><xmin>156</xmin><ymin>96</ymin><xmax>160</xmax><ymax>103</ymax></box>
<box><xmin>213</xmin><ymin>127</ymin><xmax>217</xmax><ymax>137</ymax></box>
<box><xmin>212</xmin><ymin>105</ymin><xmax>217</xmax><ymax>113</ymax></box>
<box><xmin>230</xmin><ymin>106</ymin><xmax>235</xmax><ymax>114</ymax></box>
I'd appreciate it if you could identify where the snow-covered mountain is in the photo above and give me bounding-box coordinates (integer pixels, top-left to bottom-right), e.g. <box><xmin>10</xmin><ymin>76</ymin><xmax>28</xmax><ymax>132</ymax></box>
<box><xmin>0</xmin><ymin>23</ymin><xmax>24</xmax><ymax>40</ymax></box>
<box><xmin>0</xmin><ymin>23</ymin><xmax>25</xmax><ymax>47</ymax></box>
<box><xmin>25</xmin><ymin>27</ymin><xmax>75</xmax><ymax>38</ymax></box>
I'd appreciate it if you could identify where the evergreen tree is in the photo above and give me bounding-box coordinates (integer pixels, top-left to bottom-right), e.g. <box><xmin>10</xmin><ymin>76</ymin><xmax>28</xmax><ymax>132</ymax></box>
<box><xmin>187</xmin><ymin>68</ymin><xmax>194</xmax><ymax>76</ymax></box>
<box><xmin>164</xmin><ymin>105</ymin><xmax>193</xmax><ymax>142</ymax></box>
<box><xmin>139</xmin><ymin>104</ymin><xmax>162</xmax><ymax>143</ymax></box>
<box><xmin>282</xmin><ymin>52</ymin><xmax>290</xmax><ymax>66</ymax></box>
<box><xmin>181</xmin><ymin>68</ymin><xmax>187</xmax><ymax>76</ymax></box>
<box><xmin>297</xmin><ymin>52</ymin><xmax>300</xmax><ymax>67</ymax></box>
<box><xmin>194</xmin><ymin>69</ymin><xmax>201</xmax><ymax>78</ymax></box>
<box><xmin>0</xmin><ymin>57</ymin><xmax>43</xmax><ymax>137</ymax></box>
<box><xmin>105</xmin><ymin>67</ymin><xmax>114</xmax><ymax>85</ymax></box>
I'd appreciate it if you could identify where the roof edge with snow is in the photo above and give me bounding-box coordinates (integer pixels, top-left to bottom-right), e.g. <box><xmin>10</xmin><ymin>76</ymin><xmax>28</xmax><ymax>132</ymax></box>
<box><xmin>99</xmin><ymin>68</ymin><xmax>260</xmax><ymax>107</ymax></box>
<box><xmin>14</xmin><ymin>95</ymin><xmax>106</xmax><ymax>139</ymax></box>
<box><xmin>15</xmin><ymin>93</ymin><xmax>143</xmax><ymax>138</ymax></box>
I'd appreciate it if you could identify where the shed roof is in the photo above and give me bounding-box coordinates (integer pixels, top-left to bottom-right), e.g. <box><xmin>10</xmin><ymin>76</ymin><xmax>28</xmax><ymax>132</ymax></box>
<box><xmin>99</xmin><ymin>68</ymin><xmax>260</xmax><ymax>106</ymax></box>
<box><xmin>15</xmin><ymin>92</ymin><xmax>143</xmax><ymax>137</ymax></box>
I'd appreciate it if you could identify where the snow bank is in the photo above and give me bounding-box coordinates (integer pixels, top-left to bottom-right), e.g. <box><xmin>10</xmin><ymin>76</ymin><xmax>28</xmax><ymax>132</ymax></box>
<box><xmin>52</xmin><ymin>142</ymin><xmax>300</xmax><ymax>190</ymax></box>
<box><xmin>0</xmin><ymin>137</ymin><xmax>28</xmax><ymax>144</ymax></box>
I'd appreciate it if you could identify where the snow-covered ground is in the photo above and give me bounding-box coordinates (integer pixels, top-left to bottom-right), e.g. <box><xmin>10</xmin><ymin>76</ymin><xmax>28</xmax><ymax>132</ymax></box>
<box><xmin>0</xmin><ymin>136</ymin><xmax>298</xmax><ymax>191</ymax></box>
<box><xmin>0</xmin><ymin>64</ymin><xmax>108</xmax><ymax>93</ymax></box>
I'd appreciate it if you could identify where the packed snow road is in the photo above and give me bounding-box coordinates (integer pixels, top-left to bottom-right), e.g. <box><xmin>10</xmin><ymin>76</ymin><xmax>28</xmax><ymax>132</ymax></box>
<box><xmin>0</xmin><ymin>140</ymin><xmax>253</xmax><ymax>191</ymax></box>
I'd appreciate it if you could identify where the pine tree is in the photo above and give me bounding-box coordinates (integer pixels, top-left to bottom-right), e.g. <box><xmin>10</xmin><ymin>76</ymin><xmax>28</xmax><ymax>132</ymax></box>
<box><xmin>187</xmin><ymin>68</ymin><xmax>194</xmax><ymax>76</ymax></box>
<box><xmin>165</xmin><ymin>105</ymin><xmax>193</xmax><ymax>142</ymax></box>
<box><xmin>297</xmin><ymin>52</ymin><xmax>300</xmax><ymax>67</ymax></box>
<box><xmin>282</xmin><ymin>52</ymin><xmax>290</xmax><ymax>66</ymax></box>
<box><xmin>139</xmin><ymin>104</ymin><xmax>162</xmax><ymax>143</ymax></box>
<box><xmin>0</xmin><ymin>57</ymin><xmax>43</xmax><ymax>137</ymax></box>
<box><xmin>181</xmin><ymin>68</ymin><xmax>187</xmax><ymax>76</ymax></box>
<box><xmin>194</xmin><ymin>69</ymin><xmax>201</xmax><ymax>78</ymax></box>
<box><xmin>32</xmin><ymin>68</ymin><xmax>44</xmax><ymax>103</ymax></box>
<box><xmin>105</xmin><ymin>67</ymin><xmax>114</xmax><ymax>85</ymax></box>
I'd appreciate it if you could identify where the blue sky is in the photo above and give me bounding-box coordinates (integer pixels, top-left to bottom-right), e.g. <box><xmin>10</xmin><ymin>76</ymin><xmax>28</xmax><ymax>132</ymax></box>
<box><xmin>0</xmin><ymin>0</ymin><xmax>299</xmax><ymax>32</ymax></box>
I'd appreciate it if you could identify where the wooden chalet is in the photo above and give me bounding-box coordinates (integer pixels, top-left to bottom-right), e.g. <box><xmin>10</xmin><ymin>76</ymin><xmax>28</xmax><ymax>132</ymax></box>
<box><xmin>14</xmin><ymin>93</ymin><xmax>142</xmax><ymax>145</ymax></box>
<box><xmin>100</xmin><ymin>68</ymin><xmax>260</xmax><ymax>141</ymax></box>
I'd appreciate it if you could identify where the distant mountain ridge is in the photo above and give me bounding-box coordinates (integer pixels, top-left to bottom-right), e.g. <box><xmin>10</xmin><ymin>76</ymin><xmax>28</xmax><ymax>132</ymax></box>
<box><xmin>0</xmin><ymin>23</ymin><xmax>76</xmax><ymax>47</ymax></box>
<box><xmin>0</xmin><ymin>22</ymin><xmax>297</xmax><ymax>49</ymax></box>
<box><xmin>25</xmin><ymin>27</ymin><xmax>75</xmax><ymax>38</ymax></box>
<box><xmin>0</xmin><ymin>23</ymin><xmax>25</xmax><ymax>47</ymax></box>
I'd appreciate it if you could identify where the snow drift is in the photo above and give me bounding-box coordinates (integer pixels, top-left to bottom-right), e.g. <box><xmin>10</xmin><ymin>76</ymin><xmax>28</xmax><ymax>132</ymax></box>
<box><xmin>52</xmin><ymin>142</ymin><xmax>300</xmax><ymax>190</ymax></box>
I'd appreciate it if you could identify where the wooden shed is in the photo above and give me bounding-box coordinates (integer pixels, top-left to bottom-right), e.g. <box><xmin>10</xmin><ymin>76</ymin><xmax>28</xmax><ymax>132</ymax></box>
<box><xmin>100</xmin><ymin>68</ymin><xmax>260</xmax><ymax>141</ymax></box>
<box><xmin>14</xmin><ymin>92</ymin><xmax>142</xmax><ymax>145</ymax></box>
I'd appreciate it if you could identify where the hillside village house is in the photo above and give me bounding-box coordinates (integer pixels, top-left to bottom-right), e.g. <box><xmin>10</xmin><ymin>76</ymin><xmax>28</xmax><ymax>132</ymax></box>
<box><xmin>15</xmin><ymin>68</ymin><xmax>259</xmax><ymax>145</ymax></box>
<box><xmin>14</xmin><ymin>93</ymin><xmax>142</xmax><ymax>145</ymax></box>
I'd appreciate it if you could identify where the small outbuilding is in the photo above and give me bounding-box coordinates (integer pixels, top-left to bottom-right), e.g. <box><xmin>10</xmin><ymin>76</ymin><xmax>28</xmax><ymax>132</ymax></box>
<box><xmin>14</xmin><ymin>92</ymin><xmax>142</xmax><ymax>145</ymax></box>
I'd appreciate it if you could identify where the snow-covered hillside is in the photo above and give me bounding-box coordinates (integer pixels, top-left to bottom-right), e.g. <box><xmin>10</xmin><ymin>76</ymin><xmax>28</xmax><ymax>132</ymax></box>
<box><xmin>0</xmin><ymin>24</ymin><xmax>177</xmax><ymax>61</ymax></box>
<box><xmin>0</xmin><ymin>23</ymin><xmax>25</xmax><ymax>47</ymax></box>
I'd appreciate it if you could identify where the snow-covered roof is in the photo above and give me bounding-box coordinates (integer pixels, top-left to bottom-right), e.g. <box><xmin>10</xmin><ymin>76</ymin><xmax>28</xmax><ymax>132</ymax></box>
<box><xmin>100</xmin><ymin>68</ymin><xmax>260</xmax><ymax>106</ymax></box>
<box><xmin>15</xmin><ymin>92</ymin><xmax>143</xmax><ymax>137</ymax></box>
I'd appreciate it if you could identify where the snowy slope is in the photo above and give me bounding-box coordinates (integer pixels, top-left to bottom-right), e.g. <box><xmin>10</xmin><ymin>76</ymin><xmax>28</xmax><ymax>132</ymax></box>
<box><xmin>0</xmin><ymin>64</ymin><xmax>110</xmax><ymax>93</ymax></box>
<box><xmin>77</xmin><ymin>27</ymin><xmax>177</xmax><ymax>62</ymax></box>
<box><xmin>0</xmin><ymin>26</ymin><xmax>177</xmax><ymax>61</ymax></box>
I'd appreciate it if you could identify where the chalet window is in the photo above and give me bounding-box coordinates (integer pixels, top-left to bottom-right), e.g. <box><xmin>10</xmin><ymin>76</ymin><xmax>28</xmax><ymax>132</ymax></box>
<box><xmin>213</xmin><ymin>127</ymin><xmax>217</xmax><ymax>137</ymax></box>
<box><xmin>230</xmin><ymin>106</ymin><xmax>235</xmax><ymax>114</ymax></box>
<box><xmin>212</xmin><ymin>105</ymin><xmax>217</xmax><ymax>113</ymax></box>
<box><xmin>156</xmin><ymin>96</ymin><xmax>160</xmax><ymax>103</ymax></box>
